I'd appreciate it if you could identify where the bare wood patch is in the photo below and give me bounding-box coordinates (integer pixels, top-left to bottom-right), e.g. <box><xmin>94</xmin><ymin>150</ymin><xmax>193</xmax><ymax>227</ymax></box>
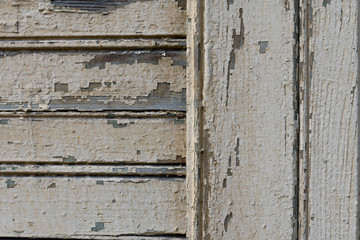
<box><xmin>0</xmin><ymin>51</ymin><xmax>186</xmax><ymax>111</ymax></box>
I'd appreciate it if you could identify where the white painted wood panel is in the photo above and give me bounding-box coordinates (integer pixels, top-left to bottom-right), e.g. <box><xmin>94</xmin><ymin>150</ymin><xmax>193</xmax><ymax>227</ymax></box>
<box><xmin>0</xmin><ymin>50</ymin><xmax>186</xmax><ymax>111</ymax></box>
<box><xmin>0</xmin><ymin>117</ymin><xmax>186</xmax><ymax>164</ymax></box>
<box><xmin>0</xmin><ymin>0</ymin><xmax>185</xmax><ymax>36</ymax></box>
<box><xmin>0</xmin><ymin>0</ymin><xmax>187</xmax><ymax>239</ymax></box>
<box><xmin>187</xmin><ymin>0</ymin><xmax>298</xmax><ymax>239</ymax></box>
<box><xmin>299</xmin><ymin>0</ymin><xmax>359</xmax><ymax>239</ymax></box>
<box><xmin>0</xmin><ymin>176</ymin><xmax>186</xmax><ymax>238</ymax></box>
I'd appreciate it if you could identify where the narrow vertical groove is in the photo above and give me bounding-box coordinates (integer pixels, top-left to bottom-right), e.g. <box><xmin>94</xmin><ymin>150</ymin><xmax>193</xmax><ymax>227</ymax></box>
<box><xmin>298</xmin><ymin>0</ymin><xmax>311</xmax><ymax>239</ymax></box>
<box><xmin>186</xmin><ymin>0</ymin><xmax>206</xmax><ymax>239</ymax></box>
<box><xmin>197</xmin><ymin>0</ymin><xmax>206</xmax><ymax>238</ymax></box>
<box><xmin>293</xmin><ymin>0</ymin><xmax>301</xmax><ymax>239</ymax></box>
<box><xmin>304</xmin><ymin>1</ymin><xmax>311</xmax><ymax>239</ymax></box>
<box><xmin>299</xmin><ymin>0</ymin><xmax>311</xmax><ymax>239</ymax></box>
<box><xmin>356</xmin><ymin>0</ymin><xmax>360</xmax><ymax>238</ymax></box>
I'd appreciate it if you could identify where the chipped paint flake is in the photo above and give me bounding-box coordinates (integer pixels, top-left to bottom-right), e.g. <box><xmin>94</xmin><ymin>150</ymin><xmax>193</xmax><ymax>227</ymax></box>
<box><xmin>54</xmin><ymin>83</ymin><xmax>69</xmax><ymax>92</ymax></box>
<box><xmin>108</xmin><ymin>120</ymin><xmax>128</xmax><ymax>128</ymax></box>
<box><xmin>50</xmin><ymin>0</ymin><xmax>152</xmax><ymax>12</ymax></box>
<box><xmin>91</xmin><ymin>222</ymin><xmax>105</xmax><ymax>232</ymax></box>
<box><xmin>0</xmin><ymin>119</ymin><xmax>9</xmax><ymax>124</ymax></box>
<box><xmin>258</xmin><ymin>41</ymin><xmax>269</xmax><ymax>54</ymax></box>
<box><xmin>174</xmin><ymin>0</ymin><xmax>186</xmax><ymax>10</ymax></box>
<box><xmin>6</xmin><ymin>179</ymin><xmax>16</xmax><ymax>188</ymax></box>
<box><xmin>322</xmin><ymin>0</ymin><xmax>331</xmax><ymax>7</ymax></box>
<box><xmin>63</xmin><ymin>156</ymin><xmax>77</xmax><ymax>163</ymax></box>
<box><xmin>224</xmin><ymin>212</ymin><xmax>233</xmax><ymax>232</ymax></box>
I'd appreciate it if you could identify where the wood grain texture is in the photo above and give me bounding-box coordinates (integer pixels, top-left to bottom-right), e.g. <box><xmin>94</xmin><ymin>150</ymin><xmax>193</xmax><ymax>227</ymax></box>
<box><xmin>0</xmin><ymin>176</ymin><xmax>186</xmax><ymax>238</ymax></box>
<box><xmin>186</xmin><ymin>0</ymin><xmax>203</xmax><ymax>239</ymax></box>
<box><xmin>187</xmin><ymin>0</ymin><xmax>298</xmax><ymax>239</ymax></box>
<box><xmin>24</xmin><ymin>237</ymin><xmax>186</xmax><ymax>240</ymax></box>
<box><xmin>0</xmin><ymin>0</ymin><xmax>185</xmax><ymax>36</ymax></box>
<box><xmin>0</xmin><ymin>50</ymin><xmax>186</xmax><ymax>111</ymax></box>
<box><xmin>0</xmin><ymin>164</ymin><xmax>186</xmax><ymax>176</ymax></box>
<box><xmin>0</xmin><ymin>38</ymin><xmax>186</xmax><ymax>50</ymax></box>
<box><xmin>299</xmin><ymin>0</ymin><xmax>359</xmax><ymax>239</ymax></box>
<box><xmin>0</xmin><ymin>117</ymin><xmax>186</xmax><ymax>164</ymax></box>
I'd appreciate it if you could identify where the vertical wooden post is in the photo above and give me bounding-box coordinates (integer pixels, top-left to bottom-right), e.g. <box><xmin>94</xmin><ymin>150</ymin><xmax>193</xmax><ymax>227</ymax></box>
<box><xmin>299</xmin><ymin>0</ymin><xmax>360</xmax><ymax>239</ymax></box>
<box><xmin>186</xmin><ymin>0</ymin><xmax>204</xmax><ymax>239</ymax></box>
<box><xmin>187</xmin><ymin>0</ymin><xmax>299</xmax><ymax>239</ymax></box>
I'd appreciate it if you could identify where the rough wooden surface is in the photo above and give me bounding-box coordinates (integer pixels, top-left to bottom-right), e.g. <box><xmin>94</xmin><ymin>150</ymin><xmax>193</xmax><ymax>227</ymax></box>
<box><xmin>0</xmin><ymin>38</ymin><xmax>186</xmax><ymax>50</ymax></box>
<box><xmin>0</xmin><ymin>164</ymin><xmax>186</xmax><ymax>176</ymax></box>
<box><xmin>299</xmin><ymin>0</ymin><xmax>359</xmax><ymax>239</ymax></box>
<box><xmin>0</xmin><ymin>0</ymin><xmax>187</xmax><ymax>239</ymax></box>
<box><xmin>186</xmin><ymin>0</ymin><xmax>203</xmax><ymax>239</ymax></box>
<box><xmin>187</xmin><ymin>0</ymin><xmax>298</xmax><ymax>239</ymax></box>
<box><xmin>0</xmin><ymin>0</ymin><xmax>186</xmax><ymax>36</ymax></box>
<box><xmin>45</xmin><ymin>237</ymin><xmax>186</xmax><ymax>240</ymax></box>
<box><xmin>0</xmin><ymin>176</ymin><xmax>186</xmax><ymax>238</ymax></box>
<box><xmin>0</xmin><ymin>50</ymin><xmax>186</xmax><ymax>111</ymax></box>
<box><xmin>0</xmin><ymin>117</ymin><xmax>185</xmax><ymax>164</ymax></box>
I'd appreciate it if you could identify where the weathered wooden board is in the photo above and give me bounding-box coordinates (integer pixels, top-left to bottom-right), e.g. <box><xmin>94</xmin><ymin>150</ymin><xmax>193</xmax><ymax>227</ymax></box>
<box><xmin>0</xmin><ymin>50</ymin><xmax>186</xmax><ymax>111</ymax></box>
<box><xmin>0</xmin><ymin>117</ymin><xmax>186</xmax><ymax>164</ymax></box>
<box><xmin>0</xmin><ymin>164</ymin><xmax>186</xmax><ymax>176</ymax></box>
<box><xmin>0</xmin><ymin>176</ymin><xmax>186</xmax><ymax>238</ymax></box>
<box><xmin>49</xmin><ymin>237</ymin><xmax>186</xmax><ymax>240</ymax></box>
<box><xmin>0</xmin><ymin>0</ymin><xmax>186</xmax><ymax>36</ymax></box>
<box><xmin>299</xmin><ymin>0</ymin><xmax>359</xmax><ymax>239</ymax></box>
<box><xmin>185</xmin><ymin>0</ymin><xmax>202</xmax><ymax>239</ymax></box>
<box><xmin>187</xmin><ymin>0</ymin><xmax>298</xmax><ymax>239</ymax></box>
<box><xmin>55</xmin><ymin>237</ymin><xmax>186</xmax><ymax>240</ymax></box>
<box><xmin>0</xmin><ymin>38</ymin><xmax>186</xmax><ymax>50</ymax></box>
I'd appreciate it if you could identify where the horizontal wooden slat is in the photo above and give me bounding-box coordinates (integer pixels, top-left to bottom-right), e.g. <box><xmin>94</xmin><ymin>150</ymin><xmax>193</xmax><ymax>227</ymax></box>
<box><xmin>0</xmin><ymin>164</ymin><xmax>186</xmax><ymax>176</ymax></box>
<box><xmin>0</xmin><ymin>176</ymin><xmax>186</xmax><ymax>238</ymax></box>
<box><xmin>0</xmin><ymin>38</ymin><xmax>186</xmax><ymax>50</ymax></box>
<box><xmin>0</xmin><ymin>50</ymin><xmax>186</xmax><ymax>111</ymax></box>
<box><xmin>0</xmin><ymin>0</ymin><xmax>185</xmax><ymax>36</ymax></box>
<box><xmin>0</xmin><ymin>117</ymin><xmax>186</xmax><ymax>164</ymax></box>
<box><xmin>0</xmin><ymin>236</ymin><xmax>186</xmax><ymax>240</ymax></box>
<box><xmin>0</xmin><ymin>111</ymin><xmax>186</xmax><ymax>118</ymax></box>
